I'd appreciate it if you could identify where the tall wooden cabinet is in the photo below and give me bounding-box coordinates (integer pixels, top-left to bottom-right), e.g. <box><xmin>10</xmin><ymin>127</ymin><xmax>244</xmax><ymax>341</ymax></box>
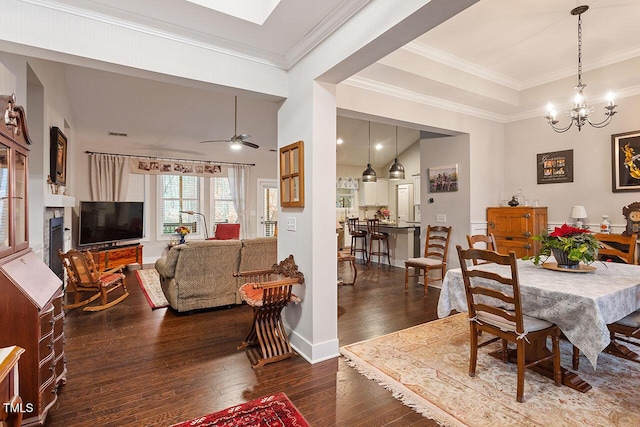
<box><xmin>0</xmin><ymin>94</ymin><xmax>65</xmax><ymax>426</ymax></box>
<box><xmin>487</xmin><ymin>207</ymin><xmax>548</xmax><ymax>258</ymax></box>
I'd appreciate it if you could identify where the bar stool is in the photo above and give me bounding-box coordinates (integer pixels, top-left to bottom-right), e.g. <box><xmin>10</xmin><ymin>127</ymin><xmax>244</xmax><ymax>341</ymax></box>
<box><xmin>367</xmin><ymin>218</ymin><xmax>391</xmax><ymax>267</ymax></box>
<box><xmin>347</xmin><ymin>218</ymin><xmax>368</xmax><ymax>263</ymax></box>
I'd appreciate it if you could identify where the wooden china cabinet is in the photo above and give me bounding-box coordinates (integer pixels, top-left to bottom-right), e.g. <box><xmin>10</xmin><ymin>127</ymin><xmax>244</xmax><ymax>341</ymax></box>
<box><xmin>487</xmin><ymin>206</ymin><xmax>548</xmax><ymax>258</ymax></box>
<box><xmin>0</xmin><ymin>94</ymin><xmax>66</xmax><ymax>426</ymax></box>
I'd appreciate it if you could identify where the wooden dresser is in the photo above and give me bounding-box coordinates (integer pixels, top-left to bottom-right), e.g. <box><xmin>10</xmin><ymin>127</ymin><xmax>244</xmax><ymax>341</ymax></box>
<box><xmin>487</xmin><ymin>207</ymin><xmax>548</xmax><ymax>258</ymax></box>
<box><xmin>0</xmin><ymin>94</ymin><xmax>66</xmax><ymax>426</ymax></box>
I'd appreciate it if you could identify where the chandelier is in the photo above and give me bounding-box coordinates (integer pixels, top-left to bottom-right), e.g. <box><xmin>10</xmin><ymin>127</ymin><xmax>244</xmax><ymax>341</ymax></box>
<box><xmin>545</xmin><ymin>5</ymin><xmax>617</xmax><ymax>133</ymax></box>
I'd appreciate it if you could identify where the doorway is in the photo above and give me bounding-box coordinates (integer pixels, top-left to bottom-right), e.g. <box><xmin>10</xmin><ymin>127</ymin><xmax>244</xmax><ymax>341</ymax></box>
<box><xmin>258</xmin><ymin>179</ymin><xmax>278</xmax><ymax>237</ymax></box>
<box><xmin>396</xmin><ymin>183</ymin><xmax>414</xmax><ymax>223</ymax></box>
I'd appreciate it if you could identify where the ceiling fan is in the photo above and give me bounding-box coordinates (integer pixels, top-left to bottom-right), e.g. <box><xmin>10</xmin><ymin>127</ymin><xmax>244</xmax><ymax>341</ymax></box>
<box><xmin>198</xmin><ymin>96</ymin><xmax>259</xmax><ymax>149</ymax></box>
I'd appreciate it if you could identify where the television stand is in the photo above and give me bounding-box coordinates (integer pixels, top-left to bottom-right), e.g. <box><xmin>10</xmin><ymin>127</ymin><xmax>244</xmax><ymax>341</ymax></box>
<box><xmin>89</xmin><ymin>244</ymin><xmax>143</xmax><ymax>270</ymax></box>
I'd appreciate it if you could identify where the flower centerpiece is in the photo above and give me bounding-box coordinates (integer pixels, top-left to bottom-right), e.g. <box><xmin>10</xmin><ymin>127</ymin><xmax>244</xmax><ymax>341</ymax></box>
<box><xmin>528</xmin><ymin>223</ymin><xmax>599</xmax><ymax>269</ymax></box>
<box><xmin>175</xmin><ymin>225</ymin><xmax>190</xmax><ymax>244</ymax></box>
<box><xmin>379</xmin><ymin>208</ymin><xmax>391</xmax><ymax>220</ymax></box>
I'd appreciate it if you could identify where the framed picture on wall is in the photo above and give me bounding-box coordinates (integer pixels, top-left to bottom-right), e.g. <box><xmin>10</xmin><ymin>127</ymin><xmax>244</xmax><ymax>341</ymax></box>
<box><xmin>612</xmin><ymin>130</ymin><xmax>640</xmax><ymax>192</ymax></box>
<box><xmin>536</xmin><ymin>149</ymin><xmax>573</xmax><ymax>184</ymax></box>
<box><xmin>50</xmin><ymin>126</ymin><xmax>67</xmax><ymax>186</ymax></box>
<box><xmin>428</xmin><ymin>164</ymin><xmax>458</xmax><ymax>192</ymax></box>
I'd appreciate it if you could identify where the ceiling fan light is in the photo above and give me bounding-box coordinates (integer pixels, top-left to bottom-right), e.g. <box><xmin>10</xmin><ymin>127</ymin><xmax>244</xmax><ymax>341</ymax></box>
<box><xmin>388</xmin><ymin>159</ymin><xmax>405</xmax><ymax>180</ymax></box>
<box><xmin>230</xmin><ymin>141</ymin><xmax>242</xmax><ymax>150</ymax></box>
<box><xmin>362</xmin><ymin>164</ymin><xmax>377</xmax><ymax>182</ymax></box>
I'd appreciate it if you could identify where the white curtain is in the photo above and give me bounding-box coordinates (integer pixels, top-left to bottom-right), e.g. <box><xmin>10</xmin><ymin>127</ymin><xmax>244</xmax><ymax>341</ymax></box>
<box><xmin>89</xmin><ymin>154</ymin><xmax>130</xmax><ymax>201</ymax></box>
<box><xmin>228</xmin><ymin>165</ymin><xmax>252</xmax><ymax>239</ymax></box>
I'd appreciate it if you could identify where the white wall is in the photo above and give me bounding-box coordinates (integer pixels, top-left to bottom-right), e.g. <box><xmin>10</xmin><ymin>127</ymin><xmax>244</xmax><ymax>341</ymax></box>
<box><xmin>504</xmin><ymin>93</ymin><xmax>640</xmax><ymax>230</ymax></box>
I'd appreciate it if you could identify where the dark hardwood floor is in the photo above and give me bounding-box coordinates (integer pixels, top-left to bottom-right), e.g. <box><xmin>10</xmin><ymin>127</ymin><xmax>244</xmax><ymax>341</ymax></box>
<box><xmin>46</xmin><ymin>261</ymin><xmax>441</xmax><ymax>426</ymax></box>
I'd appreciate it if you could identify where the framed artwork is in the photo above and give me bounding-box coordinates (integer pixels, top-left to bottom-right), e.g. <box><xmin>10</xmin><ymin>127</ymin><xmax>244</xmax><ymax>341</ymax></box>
<box><xmin>280</xmin><ymin>140</ymin><xmax>304</xmax><ymax>207</ymax></box>
<box><xmin>611</xmin><ymin>130</ymin><xmax>640</xmax><ymax>192</ymax></box>
<box><xmin>428</xmin><ymin>164</ymin><xmax>458</xmax><ymax>193</ymax></box>
<box><xmin>50</xmin><ymin>126</ymin><xmax>67</xmax><ymax>186</ymax></box>
<box><xmin>536</xmin><ymin>149</ymin><xmax>573</xmax><ymax>184</ymax></box>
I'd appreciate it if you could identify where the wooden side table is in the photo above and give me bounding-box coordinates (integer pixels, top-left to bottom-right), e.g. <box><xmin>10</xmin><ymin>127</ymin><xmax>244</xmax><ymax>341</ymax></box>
<box><xmin>338</xmin><ymin>250</ymin><xmax>357</xmax><ymax>286</ymax></box>
<box><xmin>0</xmin><ymin>346</ymin><xmax>25</xmax><ymax>427</ymax></box>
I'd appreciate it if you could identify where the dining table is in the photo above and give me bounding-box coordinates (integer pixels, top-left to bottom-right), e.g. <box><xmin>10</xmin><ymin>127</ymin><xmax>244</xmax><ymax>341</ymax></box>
<box><xmin>437</xmin><ymin>257</ymin><xmax>640</xmax><ymax>392</ymax></box>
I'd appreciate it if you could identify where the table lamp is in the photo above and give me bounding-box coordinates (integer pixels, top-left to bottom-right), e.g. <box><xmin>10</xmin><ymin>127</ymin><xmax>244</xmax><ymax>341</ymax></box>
<box><xmin>570</xmin><ymin>205</ymin><xmax>588</xmax><ymax>229</ymax></box>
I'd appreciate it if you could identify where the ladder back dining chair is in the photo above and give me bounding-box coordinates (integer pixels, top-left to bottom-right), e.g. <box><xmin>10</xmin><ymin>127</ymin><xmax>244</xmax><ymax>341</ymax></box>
<box><xmin>456</xmin><ymin>245</ymin><xmax>562</xmax><ymax>402</ymax></box>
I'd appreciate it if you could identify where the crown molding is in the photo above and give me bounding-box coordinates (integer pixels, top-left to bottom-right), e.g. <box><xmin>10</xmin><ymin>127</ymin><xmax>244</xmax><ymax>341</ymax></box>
<box><xmin>284</xmin><ymin>0</ymin><xmax>371</xmax><ymax>68</ymax></box>
<box><xmin>403</xmin><ymin>41</ymin><xmax>522</xmax><ymax>90</ymax></box>
<box><xmin>405</xmin><ymin>39</ymin><xmax>640</xmax><ymax>93</ymax></box>
<box><xmin>344</xmin><ymin>76</ymin><xmax>508</xmax><ymax>123</ymax></box>
<box><xmin>25</xmin><ymin>0</ymin><xmax>288</xmax><ymax>69</ymax></box>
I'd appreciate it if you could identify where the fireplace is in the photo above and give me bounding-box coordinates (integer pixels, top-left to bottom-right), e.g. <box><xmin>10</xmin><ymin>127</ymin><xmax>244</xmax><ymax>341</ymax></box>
<box><xmin>49</xmin><ymin>216</ymin><xmax>64</xmax><ymax>279</ymax></box>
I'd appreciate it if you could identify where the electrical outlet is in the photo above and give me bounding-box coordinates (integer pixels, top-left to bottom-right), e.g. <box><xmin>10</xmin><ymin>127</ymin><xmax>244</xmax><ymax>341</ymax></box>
<box><xmin>286</xmin><ymin>217</ymin><xmax>296</xmax><ymax>231</ymax></box>
<box><xmin>436</xmin><ymin>214</ymin><xmax>446</xmax><ymax>223</ymax></box>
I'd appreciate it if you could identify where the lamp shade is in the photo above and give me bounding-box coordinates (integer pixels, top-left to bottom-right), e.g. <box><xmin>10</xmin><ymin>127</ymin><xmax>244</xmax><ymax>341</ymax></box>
<box><xmin>570</xmin><ymin>205</ymin><xmax>587</xmax><ymax>219</ymax></box>
<box><xmin>362</xmin><ymin>164</ymin><xmax>377</xmax><ymax>182</ymax></box>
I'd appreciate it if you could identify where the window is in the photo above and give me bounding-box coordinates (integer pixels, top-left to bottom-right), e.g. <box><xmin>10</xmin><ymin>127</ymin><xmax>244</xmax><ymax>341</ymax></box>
<box><xmin>211</xmin><ymin>177</ymin><xmax>238</xmax><ymax>224</ymax></box>
<box><xmin>158</xmin><ymin>175</ymin><xmax>202</xmax><ymax>236</ymax></box>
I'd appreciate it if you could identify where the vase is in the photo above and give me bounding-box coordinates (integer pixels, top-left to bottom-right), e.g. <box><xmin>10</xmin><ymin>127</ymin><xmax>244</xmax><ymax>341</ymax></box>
<box><xmin>551</xmin><ymin>248</ymin><xmax>579</xmax><ymax>269</ymax></box>
<box><xmin>179</xmin><ymin>235</ymin><xmax>186</xmax><ymax>244</ymax></box>
<box><xmin>600</xmin><ymin>215</ymin><xmax>611</xmax><ymax>234</ymax></box>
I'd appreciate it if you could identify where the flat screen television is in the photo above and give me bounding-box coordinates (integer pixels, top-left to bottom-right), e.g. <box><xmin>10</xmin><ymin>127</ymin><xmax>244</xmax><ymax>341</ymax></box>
<box><xmin>79</xmin><ymin>201</ymin><xmax>144</xmax><ymax>246</ymax></box>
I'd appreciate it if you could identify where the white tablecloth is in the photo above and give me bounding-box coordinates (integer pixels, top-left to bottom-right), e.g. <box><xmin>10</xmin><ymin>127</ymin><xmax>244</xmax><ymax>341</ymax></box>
<box><xmin>437</xmin><ymin>259</ymin><xmax>640</xmax><ymax>369</ymax></box>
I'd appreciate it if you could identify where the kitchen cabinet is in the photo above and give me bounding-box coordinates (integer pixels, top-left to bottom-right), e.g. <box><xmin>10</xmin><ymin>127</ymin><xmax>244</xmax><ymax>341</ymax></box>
<box><xmin>487</xmin><ymin>207</ymin><xmax>548</xmax><ymax>258</ymax></box>
<box><xmin>359</xmin><ymin>178</ymin><xmax>388</xmax><ymax>206</ymax></box>
<box><xmin>413</xmin><ymin>174</ymin><xmax>421</xmax><ymax>205</ymax></box>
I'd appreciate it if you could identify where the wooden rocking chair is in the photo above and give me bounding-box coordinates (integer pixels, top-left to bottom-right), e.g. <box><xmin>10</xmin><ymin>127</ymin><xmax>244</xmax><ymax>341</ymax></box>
<box><xmin>234</xmin><ymin>255</ymin><xmax>304</xmax><ymax>368</ymax></box>
<box><xmin>58</xmin><ymin>249</ymin><xmax>129</xmax><ymax>311</ymax></box>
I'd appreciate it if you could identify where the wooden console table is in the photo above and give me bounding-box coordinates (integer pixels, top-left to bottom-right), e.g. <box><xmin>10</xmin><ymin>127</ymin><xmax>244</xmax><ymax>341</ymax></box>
<box><xmin>89</xmin><ymin>244</ymin><xmax>143</xmax><ymax>270</ymax></box>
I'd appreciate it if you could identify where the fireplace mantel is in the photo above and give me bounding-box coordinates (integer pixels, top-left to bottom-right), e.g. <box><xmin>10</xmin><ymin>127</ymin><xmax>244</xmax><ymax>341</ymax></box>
<box><xmin>44</xmin><ymin>194</ymin><xmax>75</xmax><ymax>207</ymax></box>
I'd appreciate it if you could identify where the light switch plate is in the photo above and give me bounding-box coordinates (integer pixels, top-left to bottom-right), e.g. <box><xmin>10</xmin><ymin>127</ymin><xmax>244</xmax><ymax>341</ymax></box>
<box><xmin>286</xmin><ymin>217</ymin><xmax>296</xmax><ymax>231</ymax></box>
<box><xmin>436</xmin><ymin>214</ymin><xmax>446</xmax><ymax>223</ymax></box>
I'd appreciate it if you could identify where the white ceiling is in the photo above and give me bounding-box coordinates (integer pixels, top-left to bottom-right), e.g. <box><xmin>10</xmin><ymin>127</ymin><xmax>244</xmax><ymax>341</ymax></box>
<box><xmin>41</xmin><ymin>0</ymin><xmax>640</xmax><ymax>169</ymax></box>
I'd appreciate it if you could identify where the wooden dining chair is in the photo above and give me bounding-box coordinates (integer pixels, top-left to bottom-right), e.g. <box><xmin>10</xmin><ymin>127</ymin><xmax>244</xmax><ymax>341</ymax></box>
<box><xmin>573</xmin><ymin>233</ymin><xmax>639</xmax><ymax>369</ymax></box>
<box><xmin>456</xmin><ymin>245</ymin><xmax>562</xmax><ymax>402</ymax></box>
<box><xmin>595</xmin><ymin>233</ymin><xmax>637</xmax><ymax>264</ymax></box>
<box><xmin>466</xmin><ymin>234</ymin><xmax>497</xmax><ymax>265</ymax></box>
<box><xmin>405</xmin><ymin>225</ymin><xmax>451</xmax><ymax>295</ymax></box>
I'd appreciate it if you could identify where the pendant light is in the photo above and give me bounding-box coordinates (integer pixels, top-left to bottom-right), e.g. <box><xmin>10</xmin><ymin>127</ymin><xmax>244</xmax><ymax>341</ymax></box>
<box><xmin>388</xmin><ymin>126</ymin><xmax>405</xmax><ymax>180</ymax></box>
<box><xmin>361</xmin><ymin>121</ymin><xmax>377</xmax><ymax>182</ymax></box>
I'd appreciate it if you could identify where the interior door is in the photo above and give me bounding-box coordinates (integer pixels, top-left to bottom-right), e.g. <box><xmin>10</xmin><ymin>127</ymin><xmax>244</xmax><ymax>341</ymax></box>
<box><xmin>396</xmin><ymin>184</ymin><xmax>414</xmax><ymax>223</ymax></box>
<box><xmin>258</xmin><ymin>179</ymin><xmax>278</xmax><ymax>237</ymax></box>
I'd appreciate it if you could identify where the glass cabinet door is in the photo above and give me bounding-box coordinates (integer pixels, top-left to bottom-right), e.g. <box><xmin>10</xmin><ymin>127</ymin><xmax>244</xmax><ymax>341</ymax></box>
<box><xmin>0</xmin><ymin>143</ymin><xmax>9</xmax><ymax>253</ymax></box>
<box><xmin>14</xmin><ymin>150</ymin><xmax>27</xmax><ymax>249</ymax></box>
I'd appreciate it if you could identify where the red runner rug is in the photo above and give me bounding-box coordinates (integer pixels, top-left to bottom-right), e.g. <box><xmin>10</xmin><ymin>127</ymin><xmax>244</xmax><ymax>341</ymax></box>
<box><xmin>135</xmin><ymin>268</ymin><xmax>169</xmax><ymax>310</ymax></box>
<box><xmin>171</xmin><ymin>392</ymin><xmax>310</xmax><ymax>427</ymax></box>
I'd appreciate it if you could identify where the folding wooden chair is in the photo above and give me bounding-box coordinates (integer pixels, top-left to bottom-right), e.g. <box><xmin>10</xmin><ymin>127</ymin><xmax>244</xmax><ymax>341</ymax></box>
<box><xmin>234</xmin><ymin>255</ymin><xmax>304</xmax><ymax>368</ymax></box>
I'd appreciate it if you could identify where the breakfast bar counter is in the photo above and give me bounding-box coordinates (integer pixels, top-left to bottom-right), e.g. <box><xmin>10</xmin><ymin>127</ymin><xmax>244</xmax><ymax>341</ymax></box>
<box><xmin>354</xmin><ymin>222</ymin><xmax>420</xmax><ymax>267</ymax></box>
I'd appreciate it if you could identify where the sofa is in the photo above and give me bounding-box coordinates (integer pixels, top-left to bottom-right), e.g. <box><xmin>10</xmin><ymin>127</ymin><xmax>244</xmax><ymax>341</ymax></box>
<box><xmin>154</xmin><ymin>237</ymin><xmax>277</xmax><ymax>312</ymax></box>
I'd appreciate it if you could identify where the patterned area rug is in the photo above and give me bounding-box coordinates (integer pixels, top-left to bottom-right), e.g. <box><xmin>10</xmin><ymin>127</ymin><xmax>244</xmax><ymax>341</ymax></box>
<box><xmin>135</xmin><ymin>268</ymin><xmax>169</xmax><ymax>309</ymax></box>
<box><xmin>170</xmin><ymin>392</ymin><xmax>310</xmax><ymax>427</ymax></box>
<box><xmin>341</xmin><ymin>313</ymin><xmax>640</xmax><ymax>427</ymax></box>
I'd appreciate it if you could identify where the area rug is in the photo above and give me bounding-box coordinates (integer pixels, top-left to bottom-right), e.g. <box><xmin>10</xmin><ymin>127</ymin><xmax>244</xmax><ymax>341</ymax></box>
<box><xmin>341</xmin><ymin>313</ymin><xmax>640</xmax><ymax>427</ymax></box>
<box><xmin>135</xmin><ymin>268</ymin><xmax>169</xmax><ymax>309</ymax></box>
<box><xmin>170</xmin><ymin>392</ymin><xmax>310</xmax><ymax>427</ymax></box>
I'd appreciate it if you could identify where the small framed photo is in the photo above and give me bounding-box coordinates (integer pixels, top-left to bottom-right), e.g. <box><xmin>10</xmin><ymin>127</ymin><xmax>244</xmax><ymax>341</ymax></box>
<box><xmin>428</xmin><ymin>164</ymin><xmax>458</xmax><ymax>192</ymax></box>
<box><xmin>50</xmin><ymin>127</ymin><xmax>68</xmax><ymax>186</ymax></box>
<box><xmin>612</xmin><ymin>130</ymin><xmax>640</xmax><ymax>192</ymax></box>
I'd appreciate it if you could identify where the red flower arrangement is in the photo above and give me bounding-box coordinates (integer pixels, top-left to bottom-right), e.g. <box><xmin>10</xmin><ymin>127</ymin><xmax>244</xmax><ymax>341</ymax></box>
<box><xmin>528</xmin><ymin>223</ymin><xmax>599</xmax><ymax>265</ymax></box>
